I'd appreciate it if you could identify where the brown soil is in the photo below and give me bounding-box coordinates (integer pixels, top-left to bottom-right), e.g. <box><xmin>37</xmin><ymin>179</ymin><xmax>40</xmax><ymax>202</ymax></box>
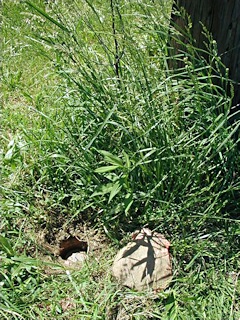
<box><xmin>31</xmin><ymin>215</ymin><xmax>111</xmax><ymax>272</ymax></box>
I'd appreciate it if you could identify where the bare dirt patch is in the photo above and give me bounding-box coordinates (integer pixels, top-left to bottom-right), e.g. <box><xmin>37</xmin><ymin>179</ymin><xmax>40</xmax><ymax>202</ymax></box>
<box><xmin>35</xmin><ymin>219</ymin><xmax>110</xmax><ymax>271</ymax></box>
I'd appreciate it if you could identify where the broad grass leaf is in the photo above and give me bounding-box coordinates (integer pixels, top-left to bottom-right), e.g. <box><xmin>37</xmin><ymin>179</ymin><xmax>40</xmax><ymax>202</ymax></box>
<box><xmin>0</xmin><ymin>236</ymin><xmax>15</xmax><ymax>257</ymax></box>
<box><xmin>98</xmin><ymin>150</ymin><xmax>123</xmax><ymax>167</ymax></box>
<box><xmin>4</xmin><ymin>147</ymin><xmax>14</xmax><ymax>160</ymax></box>
<box><xmin>92</xmin><ymin>182</ymin><xmax>118</xmax><ymax>197</ymax></box>
<box><xmin>95</xmin><ymin>165</ymin><xmax>119</xmax><ymax>173</ymax></box>
<box><xmin>108</xmin><ymin>181</ymin><xmax>122</xmax><ymax>203</ymax></box>
<box><xmin>123</xmin><ymin>193</ymin><xmax>133</xmax><ymax>213</ymax></box>
<box><xmin>123</xmin><ymin>151</ymin><xmax>131</xmax><ymax>170</ymax></box>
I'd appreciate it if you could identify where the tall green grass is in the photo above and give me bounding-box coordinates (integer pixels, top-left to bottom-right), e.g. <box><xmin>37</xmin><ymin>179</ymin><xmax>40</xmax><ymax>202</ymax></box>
<box><xmin>23</xmin><ymin>0</ymin><xmax>239</xmax><ymax>233</ymax></box>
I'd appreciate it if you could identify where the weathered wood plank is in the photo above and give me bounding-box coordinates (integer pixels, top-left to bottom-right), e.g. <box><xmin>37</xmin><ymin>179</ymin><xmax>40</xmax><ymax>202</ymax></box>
<box><xmin>171</xmin><ymin>0</ymin><xmax>240</xmax><ymax>107</ymax></box>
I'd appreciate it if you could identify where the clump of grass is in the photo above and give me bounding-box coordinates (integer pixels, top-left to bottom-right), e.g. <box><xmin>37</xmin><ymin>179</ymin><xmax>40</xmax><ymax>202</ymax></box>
<box><xmin>23</xmin><ymin>0</ymin><xmax>239</xmax><ymax>231</ymax></box>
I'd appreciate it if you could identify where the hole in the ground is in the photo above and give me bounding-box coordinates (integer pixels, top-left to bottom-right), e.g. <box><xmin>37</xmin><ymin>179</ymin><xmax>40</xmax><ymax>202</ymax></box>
<box><xmin>59</xmin><ymin>236</ymin><xmax>88</xmax><ymax>260</ymax></box>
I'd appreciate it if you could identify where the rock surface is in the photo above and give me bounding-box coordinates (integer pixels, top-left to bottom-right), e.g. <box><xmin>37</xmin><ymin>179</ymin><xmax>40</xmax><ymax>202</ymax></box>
<box><xmin>112</xmin><ymin>228</ymin><xmax>172</xmax><ymax>291</ymax></box>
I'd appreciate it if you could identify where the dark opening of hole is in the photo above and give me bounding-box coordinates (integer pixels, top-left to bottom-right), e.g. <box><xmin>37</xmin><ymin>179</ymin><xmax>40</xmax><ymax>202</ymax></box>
<box><xmin>59</xmin><ymin>236</ymin><xmax>88</xmax><ymax>260</ymax></box>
